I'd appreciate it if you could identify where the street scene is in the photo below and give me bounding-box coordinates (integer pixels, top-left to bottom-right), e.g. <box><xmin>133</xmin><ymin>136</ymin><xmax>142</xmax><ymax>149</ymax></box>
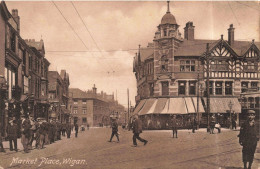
<box><xmin>0</xmin><ymin>1</ymin><xmax>259</xmax><ymax>169</ymax></box>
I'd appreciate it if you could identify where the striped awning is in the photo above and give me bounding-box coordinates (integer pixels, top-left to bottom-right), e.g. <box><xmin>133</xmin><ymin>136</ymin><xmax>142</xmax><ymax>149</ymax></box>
<box><xmin>204</xmin><ymin>97</ymin><xmax>241</xmax><ymax>113</ymax></box>
<box><xmin>135</xmin><ymin>97</ymin><xmax>206</xmax><ymax>115</ymax></box>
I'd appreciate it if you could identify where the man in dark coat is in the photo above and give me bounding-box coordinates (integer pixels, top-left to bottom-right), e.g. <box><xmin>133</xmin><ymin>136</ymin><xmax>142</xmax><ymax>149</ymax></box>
<box><xmin>6</xmin><ymin>120</ymin><xmax>18</xmax><ymax>152</ymax></box>
<box><xmin>21</xmin><ymin>116</ymin><xmax>31</xmax><ymax>153</ymax></box>
<box><xmin>66</xmin><ymin>122</ymin><xmax>71</xmax><ymax>138</ymax></box>
<box><xmin>108</xmin><ymin>119</ymin><xmax>119</xmax><ymax>142</ymax></box>
<box><xmin>170</xmin><ymin>115</ymin><xmax>178</xmax><ymax>138</ymax></box>
<box><xmin>74</xmin><ymin>123</ymin><xmax>79</xmax><ymax>138</ymax></box>
<box><xmin>132</xmin><ymin>116</ymin><xmax>147</xmax><ymax>147</ymax></box>
<box><xmin>0</xmin><ymin>132</ymin><xmax>5</xmax><ymax>153</ymax></box>
<box><xmin>192</xmin><ymin>118</ymin><xmax>197</xmax><ymax>133</ymax></box>
<box><xmin>238</xmin><ymin>110</ymin><xmax>259</xmax><ymax>169</ymax></box>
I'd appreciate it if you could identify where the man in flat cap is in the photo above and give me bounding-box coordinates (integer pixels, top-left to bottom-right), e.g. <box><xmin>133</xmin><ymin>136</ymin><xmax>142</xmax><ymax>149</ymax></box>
<box><xmin>238</xmin><ymin>110</ymin><xmax>259</xmax><ymax>169</ymax></box>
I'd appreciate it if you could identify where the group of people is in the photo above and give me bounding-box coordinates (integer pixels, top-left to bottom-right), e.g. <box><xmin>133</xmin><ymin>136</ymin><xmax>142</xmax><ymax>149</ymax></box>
<box><xmin>0</xmin><ymin>115</ymin><xmax>79</xmax><ymax>153</ymax></box>
<box><xmin>108</xmin><ymin>116</ymin><xmax>148</xmax><ymax>147</ymax></box>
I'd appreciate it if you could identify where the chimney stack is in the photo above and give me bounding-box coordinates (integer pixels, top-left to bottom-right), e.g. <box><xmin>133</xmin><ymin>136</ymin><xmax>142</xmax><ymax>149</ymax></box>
<box><xmin>92</xmin><ymin>84</ymin><xmax>97</xmax><ymax>94</ymax></box>
<box><xmin>11</xmin><ymin>9</ymin><xmax>20</xmax><ymax>34</ymax></box>
<box><xmin>228</xmin><ymin>24</ymin><xmax>235</xmax><ymax>46</ymax></box>
<box><xmin>184</xmin><ymin>22</ymin><xmax>195</xmax><ymax>40</ymax></box>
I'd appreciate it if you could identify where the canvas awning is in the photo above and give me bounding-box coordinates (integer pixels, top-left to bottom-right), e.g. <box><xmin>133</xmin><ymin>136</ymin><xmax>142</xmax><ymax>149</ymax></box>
<box><xmin>184</xmin><ymin>97</ymin><xmax>196</xmax><ymax>114</ymax></box>
<box><xmin>168</xmin><ymin>98</ymin><xmax>188</xmax><ymax>114</ymax></box>
<box><xmin>154</xmin><ymin>98</ymin><xmax>168</xmax><ymax>114</ymax></box>
<box><xmin>204</xmin><ymin>97</ymin><xmax>241</xmax><ymax>113</ymax></box>
<box><xmin>191</xmin><ymin>97</ymin><xmax>205</xmax><ymax>113</ymax></box>
<box><xmin>133</xmin><ymin>99</ymin><xmax>146</xmax><ymax>115</ymax></box>
<box><xmin>138</xmin><ymin>98</ymin><xmax>156</xmax><ymax>115</ymax></box>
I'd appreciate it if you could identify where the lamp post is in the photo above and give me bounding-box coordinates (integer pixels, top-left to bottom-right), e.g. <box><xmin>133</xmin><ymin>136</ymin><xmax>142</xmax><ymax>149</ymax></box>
<box><xmin>228</xmin><ymin>100</ymin><xmax>233</xmax><ymax>129</ymax></box>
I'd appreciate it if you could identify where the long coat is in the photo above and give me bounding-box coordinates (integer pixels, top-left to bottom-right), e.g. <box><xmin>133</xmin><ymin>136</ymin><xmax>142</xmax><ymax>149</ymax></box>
<box><xmin>238</xmin><ymin>120</ymin><xmax>258</xmax><ymax>162</ymax></box>
<box><xmin>132</xmin><ymin>119</ymin><xmax>142</xmax><ymax>134</ymax></box>
<box><xmin>111</xmin><ymin>121</ymin><xmax>118</xmax><ymax>133</ymax></box>
<box><xmin>7</xmin><ymin>124</ymin><xmax>18</xmax><ymax>139</ymax></box>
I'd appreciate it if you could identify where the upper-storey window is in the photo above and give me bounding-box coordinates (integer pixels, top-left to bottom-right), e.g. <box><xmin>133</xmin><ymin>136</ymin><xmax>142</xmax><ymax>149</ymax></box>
<box><xmin>160</xmin><ymin>55</ymin><xmax>168</xmax><ymax>72</ymax></box>
<box><xmin>10</xmin><ymin>31</ymin><xmax>16</xmax><ymax>52</ymax></box>
<box><xmin>163</xmin><ymin>29</ymin><xmax>167</xmax><ymax>37</ymax></box>
<box><xmin>180</xmin><ymin>60</ymin><xmax>195</xmax><ymax>72</ymax></box>
<box><xmin>241</xmin><ymin>82</ymin><xmax>248</xmax><ymax>93</ymax></box>
<box><xmin>215</xmin><ymin>82</ymin><xmax>222</xmax><ymax>95</ymax></box>
<box><xmin>178</xmin><ymin>81</ymin><xmax>186</xmax><ymax>95</ymax></box>
<box><xmin>189</xmin><ymin>81</ymin><xmax>196</xmax><ymax>95</ymax></box>
<box><xmin>225</xmin><ymin>82</ymin><xmax>232</xmax><ymax>95</ymax></box>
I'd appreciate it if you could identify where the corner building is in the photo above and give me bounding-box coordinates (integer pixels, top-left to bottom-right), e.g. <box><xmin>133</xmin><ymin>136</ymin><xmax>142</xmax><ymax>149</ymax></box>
<box><xmin>133</xmin><ymin>2</ymin><xmax>260</xmax><ymax>129</ymax></box>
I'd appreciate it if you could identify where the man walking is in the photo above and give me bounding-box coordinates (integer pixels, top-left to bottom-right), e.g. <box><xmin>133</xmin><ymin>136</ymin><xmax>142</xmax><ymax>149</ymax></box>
<box><xmin>75</xmin><ymin>123</ymin><xmax>79</xmax><ymax>138</ymax></box>
<box><xmin>108</xmin><ymin>118</ymin><xmax>119</xmax><ymax>142</ymax></box>
<box><xmin>238</xmin><ymin>110</ymin><xmax>259</xmax><ymax>169</ymax></box>
<box><xmin>6</xmin><ymin>120</ymin><xmax>18</xmax><ymax>152</ymax></box>
<box><xmin>132</xmin><ymin>116</ymin><xmax>147</xmax><ymax>147</ymax></box>
<box><xmin>21</xmin><ymin>115</ymin><xmax>31</xmax><ymax>153</ymax></box>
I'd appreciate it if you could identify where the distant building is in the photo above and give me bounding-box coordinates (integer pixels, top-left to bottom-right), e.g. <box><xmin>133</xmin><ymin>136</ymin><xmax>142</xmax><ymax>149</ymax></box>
<box><xmin>69</xmin><ymin>85</ymin><xmax>125</xmax><ymax>127</ymax></box>
<box><xmin>133</xmin><ymin>2</ymin><xmax>259</xmax><ymax>129</ymax></box>
<box><xmin>48</xmin><ymin>70</ymin><xmax>70</xmax><ymax>122</ymax></box>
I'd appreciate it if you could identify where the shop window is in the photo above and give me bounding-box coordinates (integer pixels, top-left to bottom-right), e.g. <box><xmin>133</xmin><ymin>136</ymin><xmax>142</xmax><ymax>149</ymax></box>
<box><xmin>189</xmin><ymin>81</ymin><xmax>196</xmax><ymax>95</ymax></box>
<box><xmin>215</xmin><ymin>82</ymin><xmax>222</xmax><ymax>95</ymax></box>
<box><xmin>225</xmin><ymin>82</ymin><xmax>232</xmax><ymax>95</ymax></box>
<box><xmin>178</xmin><ymin>81</ymin><xmax>186</xmax><ymax>95</ymax></box>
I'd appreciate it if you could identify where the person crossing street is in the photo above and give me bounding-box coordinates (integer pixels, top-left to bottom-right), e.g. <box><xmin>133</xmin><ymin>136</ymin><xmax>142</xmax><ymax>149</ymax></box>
<box><xmin>108</xmin><ymin>118</ymin><xmax>119</xmax><ymax>142</ymax></box>
<box><xmin>132</xmin><ymin>115</ymin><xmax>147</xmax><ymax>147</ymax></box>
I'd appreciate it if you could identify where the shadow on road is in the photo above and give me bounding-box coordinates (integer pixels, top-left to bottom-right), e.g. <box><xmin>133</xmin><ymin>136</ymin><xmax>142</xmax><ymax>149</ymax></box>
<box><xmin>223</xmin><ymin>167</ymin><xmax>243</xmax><ymax>169</ymax></box>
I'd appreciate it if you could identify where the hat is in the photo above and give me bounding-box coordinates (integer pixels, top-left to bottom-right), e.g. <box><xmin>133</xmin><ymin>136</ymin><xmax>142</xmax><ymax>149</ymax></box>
<box><xmin>247</xmin><ymin>110</ymin><xmax>255</xmax><ymax>114</ymax></box>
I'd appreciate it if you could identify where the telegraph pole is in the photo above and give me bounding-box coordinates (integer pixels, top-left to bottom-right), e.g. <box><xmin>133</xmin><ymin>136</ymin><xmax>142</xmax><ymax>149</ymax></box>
<box><xmin>127</xmin><ymin>88</ymin><xmax>129</xmax><ymax>123</ymax></box>
<box><xmin>206</xmin><ymin>43</ymin><xmax>210</xmax><ymax>132</ymax></box>
<box><xmin>197</xmin><ymin>60</ymin><xmax>200</xmax><ymax>127</ymax></box>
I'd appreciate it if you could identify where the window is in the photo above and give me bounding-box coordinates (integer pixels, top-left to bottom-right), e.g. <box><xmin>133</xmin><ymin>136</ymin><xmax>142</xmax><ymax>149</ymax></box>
<box><xmin>189</xmin><ymin>81</ymin><xmax>196</xmax><ymax>95</ymax></box>
<box><xmin>82</xmin><ymin>101</ymin><xmax>87</xmax><ymax>104</ymax></box>
<box><xmin>83</xmin><ymin>109</ymin><xmax>87</xmax><ymax>114</ymax></box>
<box><xmin>82</xmin><ymin>118</ymin><xmax>87</xmax><ymax>123</ymax></box>
<box><xmin>225</xmin><ymin>82</ymin><xmax>232</xmax><ymax>95</ymax></box>
<box><xmin>209</xmin><ymin>81</ymin><xmax>213</xmax><ymax>95</ymax></box>
<box><xmin>149</xmin><ymin>83</ymin><xmax>154</xmax><ymax>96</ymax></box>
<box><xmin>160</xmin><ymin>55</ymin><xmax>168</xmax><ymax>72</ymax></box>
<box><xmin>5</xmin><ymin>66</ymin><xmax>17</xmax><ymax>99</ymax></box>
<box><xmin>241</xmin><ymin>82</ymin><xmax>248</xmax><ymax>93</ymax></box>
<box><xmin>215</xmin><ymin>82</ymin><xmax>222</xmax><ymax>95</ymax></box>
<box><xmin>23</xmin><ymin>76</ymin><xmax>29</xmax><ymax>94</ymax></box>
<box><xmin>163</xmin><ymin>29</ymin><xmax>167</xmax><ymax>36</ymax></box>
<box><xmin>10</xmin><ymin>31</ymin><xmax>16</xmax><ymax>52</ymax></box>
<box><xmin>251</xmin><ymin>82</ymin><xmax>258</xmax><ymax>90</ymax></box>
<box><xmin>29</xmin><ymin>55</ymin><xmax>32</xmax><ymax>70</ymax></box>
<box><xmin>162</xmin><ymin>81</ymin><xmax>169</xmax><ymax>96</ymax></box>
<box><xmin>74</xmin><ymin>101</ymin><xmax>78</xmax><ymax>105</ymax></box>
<box><xmin>73</xmin><ymin>108</ymin><xmax>78</xmax><ymax>114</ymax></box>
<box><xmin>178</xmin><ymin>81</ymin><xmax>186</xmax><ymax>95</ymax></box>
<box><xmin>180</xmin><ymin>60</ymin><xmax>195</xmax><ymax>72</ymax></box>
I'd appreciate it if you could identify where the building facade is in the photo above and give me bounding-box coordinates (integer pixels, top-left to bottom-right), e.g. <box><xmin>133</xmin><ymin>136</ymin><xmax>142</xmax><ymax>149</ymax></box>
<box><xmin>133</xmin><ymin>2</ymin><xmax>260</xmax><ymax>129</ymax></box>
<box><xmin>48</xmin><ymin>70</ymin><xmax>70</xmax><ymax>122</ymax></box>
<box><xmin>0</xmin><ymin>2</ymin><xmax>50</xmax><ymax>136</ymax></box>
<box><xmin>69</xmin><ymin>85</ymin><xmax>125</xmax><ymax>127</ymax></box>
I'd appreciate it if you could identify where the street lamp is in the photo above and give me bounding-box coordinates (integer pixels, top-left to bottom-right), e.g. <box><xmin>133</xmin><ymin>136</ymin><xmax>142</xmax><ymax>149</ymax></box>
<box><xmin>228</xmin><ymin>100</ymin><xmax>233</xmax><ymax>129</ymax></box>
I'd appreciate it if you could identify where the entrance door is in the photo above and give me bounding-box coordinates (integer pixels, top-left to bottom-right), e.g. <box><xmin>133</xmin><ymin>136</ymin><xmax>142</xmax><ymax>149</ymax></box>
<box><xmin>162</xmin><ymin>81</ymin><xmax>169</xmax><ymax>96</ymax></box>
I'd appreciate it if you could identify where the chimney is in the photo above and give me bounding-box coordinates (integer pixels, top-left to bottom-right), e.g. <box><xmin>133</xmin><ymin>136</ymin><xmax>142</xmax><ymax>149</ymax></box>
<box><xmin>184</xmin><ymin>22</ymin><xmax>195</xmax><ymax>40</ymax></box>
<box><xmin>92</xmin><ymin>84</ymin><xmax>97</xmax><ymax>94</ymax></box>
<box><xmin>11</xmin><ymin>9</ymin><xmax>20</xmax><ymax>34</ymax></box>
<box><xmin>228</xmin><ymin>24</ymin><xmax>235</xmax><ymax>46</ymax></box>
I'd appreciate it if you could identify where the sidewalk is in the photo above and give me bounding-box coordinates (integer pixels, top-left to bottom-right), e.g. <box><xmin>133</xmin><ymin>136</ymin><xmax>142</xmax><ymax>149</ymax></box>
<box><xmin>1</xmin><ymin>130</ymin><xmax>78</xmax><ymax>153</ymax></box>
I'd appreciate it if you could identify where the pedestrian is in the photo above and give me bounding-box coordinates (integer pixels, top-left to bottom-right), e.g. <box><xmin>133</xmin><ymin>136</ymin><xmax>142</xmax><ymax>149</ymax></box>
<box><xmin>232</xmin><ymin>118</ymin><xmax>237</xmax><ymax>130</ymax></box>
<box><xmin>87</xmin><ymin>123</ymin><xmax>90</xmax><ymax>130</ymax></box>
<box><xmin>21</xmin><ymin>115</ymin><xmax>31</xmax><ymax>153</ymax></box>
<box><xmin>192</xmin><ymin>118</ymin><xmax>197</xmax><ymax>133</ymax></box>
<box><xmin>108</xmin><ymin>119</ymin><xmax>119</xmax><ymax>142</ymax></box>
<box><xmin>215</xmin><ymin>122</ymin><xmax>221</xmax><ymax>133</ymax></box>
<box><xmin>28</xmin><ymin>116</ymin><xmax>36</xmax><ymax>149</ymax></box>
<box><xmin>6</xmin><ymin>119</ymin><xmax>18</xmax><ymax>152</ymax></box>
<box><xmin>209</xmin><ymin>115</ymin><xmax>215</xmax><ymax>134</ymax></box>
<box><xmin>0</xmin><ymin>131</ymin><xmax>5</xmax><ymax>153</ymax></box>
<box><xmin>66</xmin><ymin>122</ymin><xmax>71</xmax><ymax>138</ymax></box>
<box><xmin>132</xmin><ymin>115</ymin><xmax>147</xmax><ymax>147</ymax></box>
<box><xmin>62</xmin><ymin>123</ymin><xmax>66</xmax><ymax>136</ymax></box>
<box><xmin>75</xmin><ymin>123</ymin><xmax>79</xmax><ymax>138</ymax></box>
<box><xmin>238</xmin><ymin>110</ymin><xmax>259</xmax><ymax>169</ymax></box>
<box><xmin>170</xmin><ymin>115</ymin><xmax>178</xmax><ymax>138</ymax></box>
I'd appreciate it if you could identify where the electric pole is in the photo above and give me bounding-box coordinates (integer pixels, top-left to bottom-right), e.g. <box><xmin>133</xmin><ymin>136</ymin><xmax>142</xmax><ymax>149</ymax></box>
<box><xmin>206</xmin><ymin>43</ymin><xmax>210</xmax><ymax>132</ymax></box>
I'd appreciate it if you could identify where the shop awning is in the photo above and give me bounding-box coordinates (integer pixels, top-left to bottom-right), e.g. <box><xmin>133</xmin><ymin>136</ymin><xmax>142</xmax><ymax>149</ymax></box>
<box><xmin>133</xmin><ymin>99</ymin><xmax>146</xmax><ymax>115</ymax></box>
<box><xmin>191</xmin><ymin>97</ymin><xmax>205</xmax><ymax>113</ymax></box>
<box><xmin>184</xmin><ymin>97</ymin><xmax>196</xmax><ymax>114</ymax></box>
<box><xmin>146</xmin><ymin>99</ymin><xmax>158</xmax><ymax>114</ymax></box>
<box><xmin>168</xmin><ymin>98</ymin><xmax>188</xmax><ymax>114</ymax></box>
<box><xmin>138</xmin><ymin>98</ymin><xmax>156</xmax><ymax>115</ymax></box>
<box><xmin>204</xmin><ymin>97</ymin><xmax>241</xmax><ymax>113</ymax></box>
<box><xmin>154</xmin><ymin>98</ymin><xmax>168</xmax><ymax>114</ymax></box>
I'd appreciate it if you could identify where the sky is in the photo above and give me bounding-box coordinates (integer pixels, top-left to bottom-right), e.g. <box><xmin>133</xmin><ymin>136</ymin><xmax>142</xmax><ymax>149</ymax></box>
<box><xmin>5</xmin><ymin>1</ymin><xmax>259</xmax><ymax>108</ymax></box>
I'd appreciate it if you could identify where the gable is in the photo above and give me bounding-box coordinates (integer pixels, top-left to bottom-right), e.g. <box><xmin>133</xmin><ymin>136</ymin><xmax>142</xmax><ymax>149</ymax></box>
<box><xmin>243</xmin><ymin>44</ymin><xmax>260</xmax><ymax>59</ymax></box>
<box><xmin>209</xmin><ymin>40</ymin><xmax>237</xmax><ymax>58</ymax></box>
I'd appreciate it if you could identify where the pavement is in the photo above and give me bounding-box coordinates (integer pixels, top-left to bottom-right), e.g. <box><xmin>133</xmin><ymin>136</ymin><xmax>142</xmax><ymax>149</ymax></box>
<box><xmin>0</xmin><ymin>127</ymin><xmax>259</xmax><ymax>169</ymax></box>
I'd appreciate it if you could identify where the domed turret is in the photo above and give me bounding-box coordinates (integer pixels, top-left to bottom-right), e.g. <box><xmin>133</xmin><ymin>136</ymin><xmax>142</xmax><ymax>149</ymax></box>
<box><xmin>160</xmin><ymin>1</ymin><xmax>177</xmax><ymax>25</ymax></box>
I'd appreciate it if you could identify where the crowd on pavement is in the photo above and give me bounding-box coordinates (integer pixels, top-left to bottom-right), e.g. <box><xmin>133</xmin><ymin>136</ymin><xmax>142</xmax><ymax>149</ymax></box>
<box><xmin>0</xmin><ymin>114</ymin><xmax>81</xmax><ymax>154</ymax></box>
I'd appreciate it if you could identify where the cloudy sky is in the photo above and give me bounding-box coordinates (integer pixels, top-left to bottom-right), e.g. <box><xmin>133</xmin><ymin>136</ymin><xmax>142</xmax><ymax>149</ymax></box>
<box><xmin>5</xmin><ymin>1</ymin><xmax>259</xmax><ymax>107</ymax></box>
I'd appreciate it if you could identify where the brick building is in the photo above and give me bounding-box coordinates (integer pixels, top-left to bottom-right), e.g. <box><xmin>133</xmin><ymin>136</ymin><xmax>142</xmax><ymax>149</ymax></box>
<box><xmin>133</xmin><ymin>2</ymin><xmax>260</xmax><ymax>129</ymax></box>
<box><xmin>69</xmin><ymin>85</ymin><xmax>125</xmax><ymax>127</ymax></box>
<box><xmin>48</xmin><ymin>70</ymin><xmax>70</xmax><ymax>122</ymax></box>
<box><xmin>0</xmin><ymin>2</ymin><xmax>50</xmax><ymax>136</ymax></box>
